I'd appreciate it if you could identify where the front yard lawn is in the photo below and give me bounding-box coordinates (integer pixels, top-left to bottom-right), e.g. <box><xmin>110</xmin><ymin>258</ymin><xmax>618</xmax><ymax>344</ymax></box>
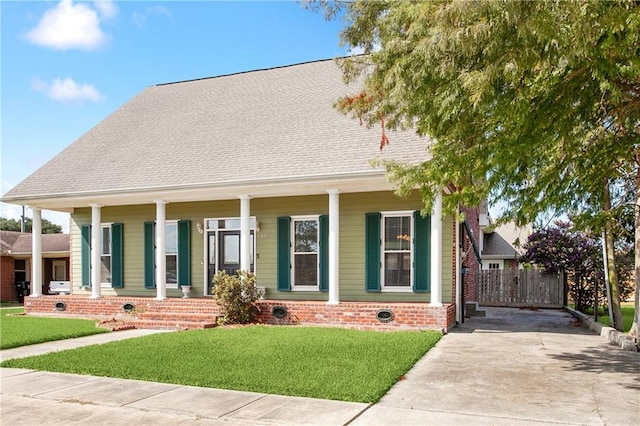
<box><xmin>0</xmin><ymin>325</ymin><xmax>441</xmax><ymax>403</ymax></box>
<box><xmin>0</xmin><ymin>308</ymin><xmax>108</xmax><ymax>349</ymax></box>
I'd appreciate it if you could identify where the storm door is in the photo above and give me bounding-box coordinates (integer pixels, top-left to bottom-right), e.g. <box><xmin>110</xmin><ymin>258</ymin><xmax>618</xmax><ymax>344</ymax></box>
<box><xmin>206</xmin><ymin>217</ymin><xmax>256</xmax><ymax>293</ymax></box>
<box><xmin>219</xmin><ymin>230</ymin><xmax>241</xmax><ymax>275</ymax></box>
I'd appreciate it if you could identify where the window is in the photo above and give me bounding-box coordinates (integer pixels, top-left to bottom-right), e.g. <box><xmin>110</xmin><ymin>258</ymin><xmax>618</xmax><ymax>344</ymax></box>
<box><xmin>382</xmin><ymin>214</ymin><xmax>413</xmax><ymax>289</ymax></box>
<box><xmin>143</xmin><ymin>220</ymin><xmax>190</xmax><ymax>289</ymax></box>
<box><xmin>14</xmin><ymin>259</ymin><xmax>27</xmax><ymax>282</ymax></box>
<box><xmin>101</xmin><ymin>225</ymin><xmax>112</xmax><ymax>284</ymax></box>
<box><xmin>292</xmin><ymin>217</ymin><xmax>319</xmax><ymax>289</ymax></box>
<box><xmin>488</xmin><ymin>262</ymin><xmax>501</xmax><ymax>270</ymax></box>
<box><xmin>81</xmin><ymin>223</ymin><xmax>123</xmax><ymax>288</ymax></box>
<box><xmin>166</xmin><ymin>221</ymin><xmax>178</xmax><ymax>286</ymax></box>
<box><xmin>276</xmin><ymin>215</ymin><xmax>328</xmax><ymax>292</ymax></box>
<box><xmin>365</xmin><ymin>211</ymin><xmax>430</xmax><ymax>293</ymax></box>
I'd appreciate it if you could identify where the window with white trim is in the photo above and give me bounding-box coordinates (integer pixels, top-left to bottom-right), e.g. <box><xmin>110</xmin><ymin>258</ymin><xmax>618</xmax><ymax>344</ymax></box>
<box><xmin>292</xmin><ymin>216</ymin><xmax>319</xmax><ymax>289</ymax></box>
<box><xmin>166</xmin><ymin>221</ymin><xmax>178</xmax><ymax>286</ymax></box>
<box><xmin>100</xmin><ymin>225</ymin><xmax>112</xmax><ymax>284</ymax></box>
<box><xmin>382</xmin><ymin>213</ymin><xmax>413</xmax><ymax>289</ymax></box>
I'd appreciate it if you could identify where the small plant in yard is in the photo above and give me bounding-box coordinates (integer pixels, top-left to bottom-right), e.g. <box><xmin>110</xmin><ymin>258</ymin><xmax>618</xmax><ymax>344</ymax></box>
<box><xmin>212</xmin><ymin>270</ymin><xmax>264</xmax><ymax>325</ymax></box>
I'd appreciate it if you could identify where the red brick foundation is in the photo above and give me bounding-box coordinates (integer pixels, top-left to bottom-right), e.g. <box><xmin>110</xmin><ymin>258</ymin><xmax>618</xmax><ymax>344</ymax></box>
<box><xmin>23</xmin><ymin>295</ymin><xmax>456</xmax><ymax>332</ymax></box>
<box><xmin>256</xmin><ymin>300</ymin><xmax>456</xmax><ymax>332</ymax></box>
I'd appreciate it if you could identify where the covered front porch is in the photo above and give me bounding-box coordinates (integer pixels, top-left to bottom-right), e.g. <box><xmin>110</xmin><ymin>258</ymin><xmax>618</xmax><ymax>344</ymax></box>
<box><xmin>23</xmin><ymin>295</ymin><xmax>456</xmax><ymax>331</ymax></box>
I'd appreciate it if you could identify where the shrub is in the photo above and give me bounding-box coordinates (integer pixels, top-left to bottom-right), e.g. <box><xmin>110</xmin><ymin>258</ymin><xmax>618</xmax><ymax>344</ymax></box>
<box><xmin>211</xmin><ymin>270</ymin><xmax>263</xmax><ymax>325</ymax></box>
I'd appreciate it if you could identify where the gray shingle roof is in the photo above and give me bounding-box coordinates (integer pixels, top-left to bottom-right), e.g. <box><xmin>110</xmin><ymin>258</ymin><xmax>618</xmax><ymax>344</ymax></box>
<box><xmin>482</xmin><ymin>222</ymin><xmax>531</xmax><ymax>258</ymax></box>
<box><xmin>3</xmin><ymin>59</ymin><xmax>430</xmax><ymax>205</ymax></box>
<box><xmin>0</xmin><ymin>231</ymin><xmax>69</xmax><ymax>255</ymax></box>
<box><xmin>482</xmin><ymin>232</ymin><xmax>519</xmax><ymax>258</ymax></box>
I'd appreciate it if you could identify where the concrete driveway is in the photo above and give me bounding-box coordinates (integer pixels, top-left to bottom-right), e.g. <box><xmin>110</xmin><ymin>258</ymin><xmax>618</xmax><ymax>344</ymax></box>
<box><xmin>354</xmin><ymin>307</ymin><xmax>640</xmax><ymax>425</ymax></box>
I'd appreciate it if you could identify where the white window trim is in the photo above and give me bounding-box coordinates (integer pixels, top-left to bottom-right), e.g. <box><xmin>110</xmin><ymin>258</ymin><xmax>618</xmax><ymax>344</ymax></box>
<box><xmin>291</xmin><ymin>215</ymin><xmax>320</xmax><ymax>291</ymax></box>
<box><xmin>483</xmin><ymin>260</ymin><xmax>504</xmax><ymax>270</ymax></box>
<box><xmin>202</xmin><ymin>216</ymin><xmax>257</xmax><ymax>295</ymax></box>
<box><xmin>381</xmin><ymin>211</ymin><xmax>414</xmax><ymax>293</ymax></box>
<box><xmin>100</xmin><ymin>223</ymin><xmax>112</xmax><ymax>288</ymax></box>
<box><xmin>165</xmin><ymin>220</ymin><xmax>179</xmax><ymax>289</ymax></box>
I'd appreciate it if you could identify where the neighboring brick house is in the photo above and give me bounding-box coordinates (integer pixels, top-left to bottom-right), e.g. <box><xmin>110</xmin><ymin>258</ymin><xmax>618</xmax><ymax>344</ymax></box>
<box><xmin>0</xmin><ymin>231</ymin><xmax>70</xmax><ymax>302</ymax></box>
<box><xmin>1</xmin><ymin>58</ymin><xmax>482</xmax><ymax>330</ymax></box>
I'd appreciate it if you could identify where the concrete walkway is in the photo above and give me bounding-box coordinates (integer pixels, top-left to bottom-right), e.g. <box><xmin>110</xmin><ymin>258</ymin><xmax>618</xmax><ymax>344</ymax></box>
<box><xmin>1</xmin><ymin>308</ymin><xmax>639</xmax><ymax>425</ymax></box>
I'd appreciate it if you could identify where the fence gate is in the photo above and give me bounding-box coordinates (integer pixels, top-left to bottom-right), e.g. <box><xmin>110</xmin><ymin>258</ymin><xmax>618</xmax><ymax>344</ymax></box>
<box><xmin>478</xmin><ymin>269</ymin><xmax>565</xmax><ymax>308</ymax></box>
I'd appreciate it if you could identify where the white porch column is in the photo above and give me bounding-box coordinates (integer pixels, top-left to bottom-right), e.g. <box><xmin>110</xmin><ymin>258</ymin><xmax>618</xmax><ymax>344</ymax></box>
<box><xmin>430</xmin><ymin>193</ymin><xmax>443</xmax><ymax>306</ymax></box>
<box><xmin>155</xmin><ymin>200</ymin><xmax>167</xmax><ymax>300</ymax></box>
<box><xmin>29</xmin><ymin>207</ymin><xmax>43</xmax><ymax>297</ymax></box>
<box><xmin>327</xmin><ymin>189</ymin><xmax>340</xmax><ymax>304</ymax></box>
<box><xmin>90</xmin><ymin>204</ymin><xmax>102</xmax><ymax>298</ymax></box>
<box><xmin>239</xmin><ymin>195</ymin><xmax>252</xmax><ymax>273</ymax></box>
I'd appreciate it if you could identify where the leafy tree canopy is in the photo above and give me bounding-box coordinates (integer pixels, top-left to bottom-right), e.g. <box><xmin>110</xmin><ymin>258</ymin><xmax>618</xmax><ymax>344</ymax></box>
<box><xmin>307</xmin><ymin>0</ymin><xmax>639</xmax><ymax>335</ymax></box>
<box><xmin>309</xmin><ymin>0</ymin><xmax>638</xmax><ymax>222</ymax></box>
<box><xmin>520</xmin><ymin>222</ymin><xmax>600</xmax><ymax>274</ymax></box>
<box><xmin>0</xmin><ymin>217</ymin><xmax>63</xmax><ymax>234</ymax></box>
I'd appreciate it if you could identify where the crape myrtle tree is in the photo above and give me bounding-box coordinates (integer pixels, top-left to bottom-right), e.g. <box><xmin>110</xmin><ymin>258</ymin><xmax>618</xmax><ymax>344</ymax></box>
<box><xmin>306</xmin><ymin>0</ymin><xmax>639</xmax><ymax>336</ymax></box>
<box><xmin>520</xmin><ymin>222</ymin><xmax>635</xmax><ymax>313</ymax></box>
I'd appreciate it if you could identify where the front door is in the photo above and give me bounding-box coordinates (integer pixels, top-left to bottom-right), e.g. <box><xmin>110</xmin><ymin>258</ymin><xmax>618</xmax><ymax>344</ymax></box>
<box><xmin>219</xmin><ymin>230</ymin><xmax>241</xmax><ymax>275</ymax></box>
<box><xmin>207</xmin><ymin>229</ymin><xmax>255</xmax><ymax>289</ymax></box>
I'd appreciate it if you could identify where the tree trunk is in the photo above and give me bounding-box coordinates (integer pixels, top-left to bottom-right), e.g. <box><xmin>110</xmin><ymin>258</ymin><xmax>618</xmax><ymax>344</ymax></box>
<box><xmin>629</xmin><ymin>154</ymin><xmax>639</xmax><ymax>342</ymax></box>
<box><xmin>603</xmin><ymin>183</ymin><xmax>624</xmax><ymax>331</ymax></box>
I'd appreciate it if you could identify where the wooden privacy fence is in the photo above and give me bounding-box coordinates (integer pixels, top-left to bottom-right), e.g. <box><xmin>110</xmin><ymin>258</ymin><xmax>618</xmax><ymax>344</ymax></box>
<box><xmin>478</xmin><ymin>269</ymin><xmax>565</xmax><ymax>308</ymax></box>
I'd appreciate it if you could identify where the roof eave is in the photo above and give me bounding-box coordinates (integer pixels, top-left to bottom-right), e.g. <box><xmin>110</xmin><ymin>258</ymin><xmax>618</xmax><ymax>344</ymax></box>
<box><xmin>1</xmin><ymin>170</ymin><xmax>395</xmax><ymax>210</ymax></box>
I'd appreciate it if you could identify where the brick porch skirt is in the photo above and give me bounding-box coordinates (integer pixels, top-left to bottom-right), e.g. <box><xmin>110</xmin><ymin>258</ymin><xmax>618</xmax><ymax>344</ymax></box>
<box><xmin>23</xmin><ymin>296</ymin><xmax>456</xmax><ymax>331</ymax></box>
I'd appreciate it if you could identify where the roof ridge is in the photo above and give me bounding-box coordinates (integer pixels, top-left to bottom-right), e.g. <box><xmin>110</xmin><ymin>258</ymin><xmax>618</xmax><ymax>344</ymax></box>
<box><xmin>155</xmin><ymin>56</ymin><xmax>344</xmax><ymax>87</ymax></box>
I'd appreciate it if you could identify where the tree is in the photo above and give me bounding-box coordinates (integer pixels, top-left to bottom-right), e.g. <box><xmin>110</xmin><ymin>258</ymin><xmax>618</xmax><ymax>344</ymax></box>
<box><xmin>308</xmin><ymin>0</ymin><xmax>639</xmax><ymax>336</ymax></box>
<box><xmin>0</xmin><ymin>216</ymin><xmax>63</xmax><ymax>234</ymax></box>
<box><xmin>520</xmin><ymin>222</ymin><xmax>635</xmax><ymax>313</ymax></box>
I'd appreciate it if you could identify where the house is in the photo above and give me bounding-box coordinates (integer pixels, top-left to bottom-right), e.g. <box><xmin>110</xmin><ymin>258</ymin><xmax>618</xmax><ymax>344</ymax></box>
<box><xmin>0</xmin><ymin>231</ymin><xmax>70</xmax><ymax>302</ymax></box>
<box><xmin>1</xmin><ymin>59</ymin><xmax>481</xmax><ymax>330</ymax></box>
<box><xmin>480</xmin><ymin>221</ymin><xmax>531</xmax><ymax>270</ymax></box>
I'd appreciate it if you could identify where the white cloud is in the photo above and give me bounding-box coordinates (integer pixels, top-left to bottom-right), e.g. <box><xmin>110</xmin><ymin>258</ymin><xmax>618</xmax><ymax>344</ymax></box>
<box><xmin>94</xmin><ymin>0</ymin><xmax>118</xmax><ymax>20</ymax></box>
<box><xmin>32</xmin><ymin>77</ymin><xmax>103</xmax><ymax>103</ymax></box>
<box><xmin>132</xmin><ymin>6</ymin><xmax>172</xmax><ymax>28</ymax></box>
<box><xmin>24</xmin><ymin>0</ymin><xmax>112</xmax><ymax>50</ymax></box>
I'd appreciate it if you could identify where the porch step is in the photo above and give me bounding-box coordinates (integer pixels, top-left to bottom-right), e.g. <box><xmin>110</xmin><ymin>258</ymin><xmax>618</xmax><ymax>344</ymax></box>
<box><xmin>129</xmin><ymin>319</ymin><xmax>218</xmax><ymax>330</ymax></box>
<box><xmin>465</xmin><ymin>302</ymin><xmax>487</xmax><ymax>318</ymax></box>
<box><xmin>136</xmin><ymin>312</ymin><xmax>217</xmax><ymax>322</ymax></box>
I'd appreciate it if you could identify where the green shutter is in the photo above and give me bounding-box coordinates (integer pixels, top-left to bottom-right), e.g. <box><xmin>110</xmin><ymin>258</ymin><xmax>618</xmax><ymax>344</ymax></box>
<box><xmin>177</xmin><ymin>220</ymin><xmax>191</xmax><ymax>287</ymax></box>
<box><xmin>413</xmin><ymin>211</ymin><xmax>431</xmax><ymax>292</ymax></box>
<box><xmin>111</xmin><ymin>223</ymin><xmax>124</xmax><ymax>288</ymax></box>
<box><xmin>144</xmin><ymin>222</ymin><xmax>155</xmax><ymax>289</ymax></box>
<box><xmin>81</xmin><ymin>224</ymin><xmax>91</xmax><ymax>288</ymax></box>
<box><xmin>365</xmin><ymin>212</ymin><xmax>381</xmax><ymax>292</ymax></box>
<box><xmin>319</xmin><ymin>215</ymin><xmax>329</xmax><ymax>292</ymax></box>
<box><xmin>277</xmin><ymin>216</ymin><xmax>291</xmax><ymax>292</ymax></box>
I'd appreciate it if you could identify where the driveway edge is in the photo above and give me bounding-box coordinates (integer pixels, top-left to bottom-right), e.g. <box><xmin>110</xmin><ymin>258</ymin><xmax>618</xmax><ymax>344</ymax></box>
<box><xmin>565</xmin><ymin>306</ymin><xmax>638</xmax><ymax>352</ymax></box>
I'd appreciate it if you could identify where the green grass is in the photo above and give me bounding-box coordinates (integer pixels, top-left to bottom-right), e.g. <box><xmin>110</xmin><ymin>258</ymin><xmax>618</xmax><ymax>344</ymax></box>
<box><xmin>0</xmin><ymin>325</ymin><xmax>440</xmax><ymax>403</ymax></box>
<box><xmin>0</xmin><ymin>308</ymin><xmax>108</xmax><ymax>349</ymax></box>
<box><xmin>595</xmin><ymin>303</ymin><xmax>635</xmax><ymax>333</ymax></box>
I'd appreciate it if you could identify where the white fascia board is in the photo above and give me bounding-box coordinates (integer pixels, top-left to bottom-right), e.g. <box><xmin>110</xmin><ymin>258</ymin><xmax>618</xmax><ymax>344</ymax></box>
<box><xmin>2</xmin><ymin>171</ymin><xmax>393</xmax><ymax>211</ymax></box>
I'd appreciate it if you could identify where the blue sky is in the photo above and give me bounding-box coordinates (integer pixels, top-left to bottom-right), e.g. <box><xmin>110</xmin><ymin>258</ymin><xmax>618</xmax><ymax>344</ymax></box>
<box><xmin>1</xmin><ymin>0</ymin><xmax>350</xmax><ymax>231</ymax></box>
